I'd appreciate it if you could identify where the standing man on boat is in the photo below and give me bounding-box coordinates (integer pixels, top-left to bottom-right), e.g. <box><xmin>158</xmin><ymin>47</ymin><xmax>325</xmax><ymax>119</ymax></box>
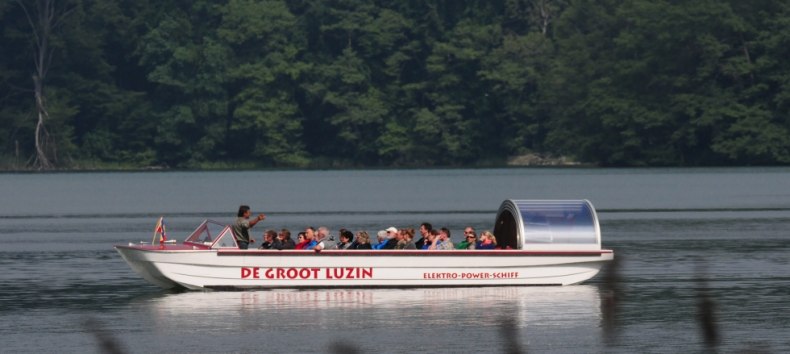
<box><xmin>232</xmin><ymin>205</ymin><xmax>266</xmax><ymax>249</ymax></box>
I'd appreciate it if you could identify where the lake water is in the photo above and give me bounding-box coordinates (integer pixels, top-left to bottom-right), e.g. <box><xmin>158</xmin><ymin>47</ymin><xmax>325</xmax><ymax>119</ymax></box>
<box><xmin>0</xmin><ymin>168</ymin><xmax>789</xmax><ymax>353</ymax></box>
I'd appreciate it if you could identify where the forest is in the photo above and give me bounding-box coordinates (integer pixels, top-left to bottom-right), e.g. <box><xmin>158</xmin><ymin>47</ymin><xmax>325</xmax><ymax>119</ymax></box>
<box><xmin>1</xmin><ymin>0</ymin><xmax>789</xmax><ymax>169</ymax></box>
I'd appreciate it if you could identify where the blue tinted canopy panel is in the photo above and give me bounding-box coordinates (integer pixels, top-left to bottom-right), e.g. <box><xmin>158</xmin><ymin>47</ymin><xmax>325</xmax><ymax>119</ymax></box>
<box><xmin>494</xmin><ymin>200</ymin><xmax>601</xmax><ymax>249</ymax></box>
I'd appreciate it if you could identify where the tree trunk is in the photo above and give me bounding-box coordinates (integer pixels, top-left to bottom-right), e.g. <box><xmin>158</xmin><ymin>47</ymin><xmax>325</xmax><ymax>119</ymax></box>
<box><xmin>17</xmin><ymin>0</ymin><xmax>70</xmax><ymax>170</ymax></box>
<box><xmin>33</xmin><ymin>75</ymin><xmax>53</xmax><ymax>169</ymax></box>
<box><xmin>533</xmin><ymin>0</ymin><xmax>552</xmax><ymax>36</ymax></box>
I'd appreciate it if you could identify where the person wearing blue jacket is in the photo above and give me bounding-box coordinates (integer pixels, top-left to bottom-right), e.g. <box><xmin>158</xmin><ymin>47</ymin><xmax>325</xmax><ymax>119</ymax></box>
<box><xmin>476</xmin><ymin>230</ymin><xmax>497</xmax><ymax>250</ymax></box>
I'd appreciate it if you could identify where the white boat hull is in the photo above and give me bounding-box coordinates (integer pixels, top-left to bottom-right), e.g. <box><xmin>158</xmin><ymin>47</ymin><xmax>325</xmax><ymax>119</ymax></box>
<box><xmin>115</xmin><ymin>247</ymin><xmax>613</xmax><ymax>290</ymax></box>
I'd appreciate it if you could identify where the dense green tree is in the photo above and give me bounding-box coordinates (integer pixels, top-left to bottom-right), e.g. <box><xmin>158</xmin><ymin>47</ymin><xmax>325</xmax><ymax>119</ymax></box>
<box><xmin>542</xmin><ymin>0</ymin><xmax>790</xmax><ymax>165</ymax></box>
<box><xmin>135</xmin><ymin>1</ymin><xmax>229</xmax><ymax>166</ymax></box>
<box><xmin>220</xmin><ymin>0</ymin><xmax>310</xmax><ymax>166</ymax></box>
<box><xmin>2</xmin><ymin>0</ymin><xmax>789</xmax><ymax>169</ymax></box>
<box><xmin>62</xmin><ymin>0</ymin><xmax>154</xmax><ymax>164</ymax></box>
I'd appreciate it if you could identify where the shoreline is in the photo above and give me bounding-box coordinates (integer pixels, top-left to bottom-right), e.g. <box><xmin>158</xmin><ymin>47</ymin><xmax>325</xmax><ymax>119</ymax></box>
<box><xmin>0</xmin><ymin>154</ymin><xmax>593</xmax><ymax>172</ymax></box>
<box><xmin>3</xmin><ymin>164</ymin><xmax>789</xmax><ymax>174</ymax></box>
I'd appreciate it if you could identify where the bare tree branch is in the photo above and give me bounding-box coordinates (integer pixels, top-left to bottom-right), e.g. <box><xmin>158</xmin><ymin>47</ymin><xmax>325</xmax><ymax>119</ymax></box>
<box><xmin>14</xmin><ymin>0</ymin><xmax>73</xmax><ymax>169</ymax></box>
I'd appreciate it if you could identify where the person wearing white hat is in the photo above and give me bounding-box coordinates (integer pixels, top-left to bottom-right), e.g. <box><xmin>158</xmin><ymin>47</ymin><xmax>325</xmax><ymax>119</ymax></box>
<box><xmin>379</xmin><ymin>226</ymin><xmax>399</xmax><ymax>249</ymax></box>
<box><xmin>372</xmin><ymin>230</ymin><xmax>388</xmax><ymax>249</ymax></box>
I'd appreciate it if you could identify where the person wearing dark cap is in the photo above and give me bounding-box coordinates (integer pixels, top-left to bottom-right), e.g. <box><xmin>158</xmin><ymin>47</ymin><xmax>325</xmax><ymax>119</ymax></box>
<box><xmin>232</xmin><ymin>205</ymin><xmax>266</xmax><ymax>249</ymax></box>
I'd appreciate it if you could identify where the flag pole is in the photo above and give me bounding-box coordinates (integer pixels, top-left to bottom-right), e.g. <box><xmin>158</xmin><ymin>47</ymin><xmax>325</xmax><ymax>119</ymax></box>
<box><xmin>152</xmin><ymin>216</ymin><xmax>163</xmax><ymax>245</ymax></box>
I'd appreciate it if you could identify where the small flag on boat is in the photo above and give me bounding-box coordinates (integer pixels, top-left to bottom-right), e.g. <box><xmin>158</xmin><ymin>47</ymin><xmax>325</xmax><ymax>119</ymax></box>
<box><xmin>153</xmin><ymin>217</ymin><xmax>167</xmax><ymax>244</ymax></box>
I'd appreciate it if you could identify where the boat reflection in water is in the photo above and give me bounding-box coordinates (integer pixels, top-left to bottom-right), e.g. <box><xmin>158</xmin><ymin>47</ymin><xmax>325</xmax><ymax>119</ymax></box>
<box><xmin>143</xmin><ymin>286</ymin><xmax>603</xmax><ymax>352</ymax></box>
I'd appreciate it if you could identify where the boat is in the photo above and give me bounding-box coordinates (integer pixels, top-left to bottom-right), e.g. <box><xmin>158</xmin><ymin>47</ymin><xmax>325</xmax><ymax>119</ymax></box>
<box><xmin>115</xmin><ymin>200</ymin><xmax>614</xmax><ymax>290</ymax></box>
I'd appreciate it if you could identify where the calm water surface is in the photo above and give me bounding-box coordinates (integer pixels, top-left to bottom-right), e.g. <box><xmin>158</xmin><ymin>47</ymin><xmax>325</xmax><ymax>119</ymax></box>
<box><xmin>1</xmin><ymin>168</ymin><xmax>789</xmax><ymax>353</ymax></box>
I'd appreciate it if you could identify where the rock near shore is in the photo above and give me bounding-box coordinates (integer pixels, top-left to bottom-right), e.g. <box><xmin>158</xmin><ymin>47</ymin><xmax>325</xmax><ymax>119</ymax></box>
<box><xmin>506</xmin><ymin>153</ymin><xmax>581</xmax><ymax>166</ymax></box>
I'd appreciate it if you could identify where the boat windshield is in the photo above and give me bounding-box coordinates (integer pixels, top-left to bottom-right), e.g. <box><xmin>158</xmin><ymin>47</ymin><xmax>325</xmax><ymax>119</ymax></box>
<box><xmin>209</xmin><ymin>227</ymin><xmax>239</xmax><ymax>249</ymax></box>
<box><xmin>494</xmin><ymin>200</ymin><xmax>601</xmax><ymax>250</ymax></box>
<box><xmin>184</xmin><ymin>220</ymin><xmax>228</xmax><ymax>246</ymax></box>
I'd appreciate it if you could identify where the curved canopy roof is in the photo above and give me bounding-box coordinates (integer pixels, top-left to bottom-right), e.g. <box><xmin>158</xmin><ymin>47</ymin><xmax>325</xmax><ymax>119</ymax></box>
<box><xmin>494</xmin><ymin>200</ymin><xmax>602</xmax><ymax>250</ymax></box>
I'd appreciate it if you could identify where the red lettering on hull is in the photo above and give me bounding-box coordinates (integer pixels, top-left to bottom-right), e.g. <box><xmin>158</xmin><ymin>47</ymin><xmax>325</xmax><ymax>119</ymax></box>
<box><xmin>422</xmin><ymin>272</ymin><xmax>520</xmax><ymax>279</ymax></box>
<box><xmin>492</xmin><ymin>272</ymin><xmax>519</xmax><ymax>279</ymax></box>
<box><xmin>461</xmin><ymin>272</ymin><xmax>490</xmax><ymax>279</ymax></box>
<box><xmin>422</xmin><ymin>272</ymin><xmax>459</xmax><ymax>279</ymax></box>
<box><xmin>241</xmin><ymin>267</ymin><xmax>260</xmax><ymax>279</ymax></box>
<box><xmin>247</xmin><ymin>267</ymin><xmax>373</xmax><ymax>280</ymax></box>
<box><xmin>326</xmin><ymin>268</ymin><xmax>374</xmax><ymax>279</ymax></box>
<box><xmin>262</xmin><ymin>267</ymin><xmax>320</xmax><ymax>279</ymax></box>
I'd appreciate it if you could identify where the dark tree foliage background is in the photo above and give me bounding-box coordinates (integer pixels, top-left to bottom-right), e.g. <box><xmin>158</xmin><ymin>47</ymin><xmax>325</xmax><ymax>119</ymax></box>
<box><xmin>1</xmin><ymin>0</ymin><xmax>789</xmax><ymax>169</ymax></box>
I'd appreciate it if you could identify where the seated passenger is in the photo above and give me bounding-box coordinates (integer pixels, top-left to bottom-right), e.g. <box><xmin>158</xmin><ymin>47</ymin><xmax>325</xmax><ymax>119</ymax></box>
<box><xmin>408</xmin><ymin>229</ymin><xmax>419</xmax><ymax>249</ymax></box>
<box><xmin>395</xmin><ymin>229</ymin><xmax>407</xmax><ymax>249</ymax></box>
<box><xmin>373</xmin><ymin>228</ymin><xmax>399</xmax><ymax>249</ymax></box>
<box><xmin>380</xmin><ymin>227</ymin><xmax>399</xmax><ymax>249</ymax></box>
<box><xmin>323</xmin><ymin>227</ymin><xmax>346</xmax><ymax>250</ymax></box>
<box><xmin>431</xmin><ymin>227</ymin><xmax>454</xmax><ymax>250</ymax></box>
<box><xmin>372</xmin><ymin>230</ymin><xmax>388</xmax><ymax>250</ymax></box>
<box><xmin>351</xmin><ymin>231</ymin><xmax>373</xmax><ymax>249</ymax></box>
<box><xmin>397</xmin><ymin>228</ymin><xmax>417</xmax><ymax>250</ymax></box>
<box><xmin>422</xmin><ymin>229</ymin><xmax>438</xmax><ymax>250</ymax></box>
<box><xmin>295</xmin><ymin>232</ymin><xmax>310</xmax><ymax>250</ymax></box>
<box><xmin>455</xmin><ymin>227</ymin><xmax>477</xmax><ymax>250</ymax></box>
<box><xmin>304</xmin><ymin>227</ymin><xmax>318</xmax><ymax>250</ymax></box>
<box><xmin>477</xmin><ymin>231</ymin><xmax>497</xmax><ymax>250</ymax></box>
<box><xmin>415</xmin><ymin>222</ymin><xmax>432</xmax><ymax>249</ymax></box>
<box><xmin>336</xmin><ymin>230</ymin><xmax>354</xmax><ymax>249</ymax></box>
<box><xmin>311</xmin><ymin>226</ymin><xmax>330</xmax><ymax>250</ymax></box>
<box><xmin>273</xmin><ymin>229</ymin><xmax>296</xmax><ymax>250</ymax></box>
<box><xmin>258</xmin><ymin>230</ymin><xmax>277</xmax><ymax>249</ymax></box>
<box><xmin>325</xmin><ymin>227</ymin><xmax>353</xmax><ymax>250</ymax></box>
